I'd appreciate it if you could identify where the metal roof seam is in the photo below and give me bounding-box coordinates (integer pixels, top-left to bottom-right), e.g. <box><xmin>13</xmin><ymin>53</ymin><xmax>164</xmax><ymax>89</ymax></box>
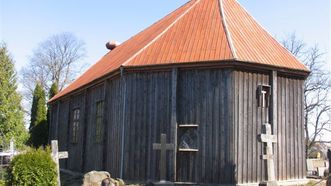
<box><xmin>219</xmin><ymin>0</ymin><xmax>237</xmax><ymax>60</ymax></box>
<box><xmin>234</xmin><ymin>0</ymin><xmax>309</xmax><ymax>71</ymax></box>
<box><xmin>121</xmin><ymin>0</ymin><xmax>201</xmax><ymax>67</ymax></box>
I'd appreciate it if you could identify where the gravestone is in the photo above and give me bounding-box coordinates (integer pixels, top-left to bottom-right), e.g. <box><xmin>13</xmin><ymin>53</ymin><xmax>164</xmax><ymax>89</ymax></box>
<box><xmin>51</xmin><ymin>140</ymin><xmax>68</xmax><ymax>186</ymax></box>
<box><xmin>152</xmin><ymin>133</ymin><xmax>174</xmax><ymax>186</ymax></box>
<box><xmin>258</xmin><ymin>123</ymin><xmax>278</xmax><ymax>186</ymax></box>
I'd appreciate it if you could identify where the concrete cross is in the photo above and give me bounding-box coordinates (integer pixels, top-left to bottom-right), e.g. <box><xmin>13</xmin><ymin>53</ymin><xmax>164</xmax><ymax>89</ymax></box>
<box><xmin>153</xmin><ymin>133</ymin><xmax>174</xmax><ymax>181</ymax></box>
<box><xmin>258</xmin><ymin>123</ymin><xmax>277</xmax><ymax>185</ymax></box>
<box><xmin>51</xmin><ymin>140</ymin><xmax>69</xmax><ymax>186</ymax></box>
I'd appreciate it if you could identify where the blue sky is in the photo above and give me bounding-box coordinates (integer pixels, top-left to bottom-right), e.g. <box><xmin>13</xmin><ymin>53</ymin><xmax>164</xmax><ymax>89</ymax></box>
<box><xmin>1</xmin><ymin>1</ymin><xmax>330</xmax><ymax>139</ymax></box>
<box><xmin>1</xmin><ymin>0</ymin><xmax>330</xmax><ymax>74</ymax></box>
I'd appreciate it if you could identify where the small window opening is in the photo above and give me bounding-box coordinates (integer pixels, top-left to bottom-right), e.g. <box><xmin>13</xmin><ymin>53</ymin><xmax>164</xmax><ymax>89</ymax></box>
<box><xmin>95</xmin><ymin>101</ymin><xmax>104</xmax><ymax>143</ymax></box>
<box><xmin>178</xmin><ymin>124</ymin><xmax>199</xmax><ymax>152</ymax></box>
<box><xmin>72</xmin><ymin>108</ymin><xmax>80</xmax><ymax>143</ymax></box>
<box><xmin>257</xmin><ymin>85</ymin><xmax>271</xmax><ymax>108</ymax></box>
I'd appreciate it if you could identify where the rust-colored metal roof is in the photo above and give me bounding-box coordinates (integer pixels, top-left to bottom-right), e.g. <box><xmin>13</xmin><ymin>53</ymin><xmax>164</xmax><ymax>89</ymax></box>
<box><xmin>50</xmin><ymin>0</ymin><xmax>308</xmax><ymax>102</ymax></box>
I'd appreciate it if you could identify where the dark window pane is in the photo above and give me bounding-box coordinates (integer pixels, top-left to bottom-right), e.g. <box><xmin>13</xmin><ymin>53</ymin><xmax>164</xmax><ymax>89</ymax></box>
<box><xmin>95</xmin><ymin>101</ymin><xmax>104</xmax><ymax>143</ymax></box>
<box><xmin>72</xmin><ymin>108</ymin><xmax>80</xmax><ymax>143</ymax></box>
<box><xmin>178</xmin><ymin>127</ymin><xmax>198</xmax><ymax>150</ymax></box>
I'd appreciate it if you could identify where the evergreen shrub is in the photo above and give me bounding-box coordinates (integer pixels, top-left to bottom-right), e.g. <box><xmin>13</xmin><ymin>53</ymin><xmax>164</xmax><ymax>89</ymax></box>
<box><xmin>7</xmin><ymin>148</ymin><xmax>57</xmax><ymax>186</ymax></box>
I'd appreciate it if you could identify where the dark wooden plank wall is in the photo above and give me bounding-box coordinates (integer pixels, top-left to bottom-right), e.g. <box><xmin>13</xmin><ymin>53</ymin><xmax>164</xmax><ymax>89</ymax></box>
<box><xmin>275</xmin><ymin>76</ymin><xmax>305</xmax><ymax>181</ymax></box>
<box><xmin>233</xmin><ymin>71</ymin><xmax>269</xmax><ymax>184</ymax></box>
<box><xmin>56</xmin><ymin>99</ymin><xmax>70</xmax><ymax>169</ymax></box>
<box><xmin>49</xmin><ymin>103</ymin><xmax>59</xmax><ymax>141</ymax></box>
<box><xmin>50</xmin><ymin>78</ymin><xmax>125</xmax><ymax>175</ymax></box>
<box><xmin>233</xmin><ymin>71</ymin><xmax>306</xmax><ymax>184</ymax></box>
<box><xmin>67</xmin><ymin>93</ymin><xmax>86</xmax><ymax>172</ymax></box>
<box><xmin>84</xmin><ymin>83</ymin><xmax>106</xmax><ymax>172</ymax></box>
<box><xmin>122</xmin><ymin>72</ymin><xmax>172</xmax><ymax>181</ymax></box>
<box><xmin>49</xmin><ymin>68</ymin><xmax>306</xmax><ymax>185</ymax></box>
<box><xmin>176</xmin><ymin>69</ymin><xmax>234</xmax><ymax>184</ymax></box>
<box><xmin>105</xmin><ymin>78</ymin><xmax>123</xmax><ymax>178</ymax></box>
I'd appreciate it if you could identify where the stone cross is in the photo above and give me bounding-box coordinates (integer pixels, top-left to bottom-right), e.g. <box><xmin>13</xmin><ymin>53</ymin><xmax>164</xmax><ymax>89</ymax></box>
<box><xmin>258</xmin><ymin>123</ymin><xmax>277</xmax><ymax>184</ymax></box>
<box><xmin>51</xmin><ymin>140</ymin><xmax>69</xmax><ymax>186</ymax></box>
<box><xmin>153</xmin><ymin>133</ymin><xmax>174</xmax><ymax>181</ymax></box>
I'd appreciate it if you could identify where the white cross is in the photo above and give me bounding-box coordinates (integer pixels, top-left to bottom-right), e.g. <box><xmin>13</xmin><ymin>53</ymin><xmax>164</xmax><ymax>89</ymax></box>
<box><xmin>259</xmin><ymin>123</ymin><xmax>277</xmax><ymax>182</ymax></box>
<box><xmin>51</xmin><ymin>140</ymin><xmax>68</xmax><ymax>186</ymax></box>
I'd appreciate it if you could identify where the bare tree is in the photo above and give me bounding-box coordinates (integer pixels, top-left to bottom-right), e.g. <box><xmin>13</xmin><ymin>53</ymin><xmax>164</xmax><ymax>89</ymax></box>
<box><xmin>21</xmin><ymin>32</ymin><xmax>86</xmax><ymax>99</ymax></box>
<box><xmin>282</xmin><ymin>33</ymin><xmax>331</xmax><ymax>157</ymax></box>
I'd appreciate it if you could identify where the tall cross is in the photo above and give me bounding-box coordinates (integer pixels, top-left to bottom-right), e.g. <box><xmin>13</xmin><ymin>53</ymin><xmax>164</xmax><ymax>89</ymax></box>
<box><xmin>51</xmin><ymin>140</ymin><xmax>69</xmax><ymax>186</ymax></box>
<box><xmin>153</xmin><ymin>133</ymin><xmax>174</xmax><ymax>181</ymax></box>
<box><xmin>258</xmin><ymin>123</ymin><xmax>277</xmax><ymax>183</ymax></box>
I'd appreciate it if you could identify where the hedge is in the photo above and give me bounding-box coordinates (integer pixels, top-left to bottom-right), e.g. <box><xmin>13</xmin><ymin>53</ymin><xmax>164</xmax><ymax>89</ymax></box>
<box><xmin>6</xmin><ymin>148</ymin><xmax>57</xmax><ymax>186</ymax></box>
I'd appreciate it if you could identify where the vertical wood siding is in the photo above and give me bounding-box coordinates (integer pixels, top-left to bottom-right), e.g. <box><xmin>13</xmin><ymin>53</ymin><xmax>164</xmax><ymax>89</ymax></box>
<box><xmin>49</xmin><ymin>68</ymin><xmax>306</xmax><ymax>185</ymax></box>
<box><xmin>67</xmin><ymin>93</ymin><xmax>85</xmax><ymax>172</ymax></box>
<box><xmin>105</xmin><ymin>78</ymin><xmax>123</xmax><ymax>178</ymax></box>
<box><xmin>49</xmin><ymin>103</ymin><xmax>59</xmax><ymax>141</ymax></box>
<box><xmin>275</xmin><ymin>76</ymin><xmax>306</xmax><ymax>180</ymax></box>
<box><xmin>84</xmin><ymin>84</ymin><xmax>105</xmax><ymax>171</ymax></box>
<box><xmin>122</xmin><ymin>72</ymin><xmax>172</xmax><ymax>181</ymax></box>
<box><xmin>176</xmin><ymin>69</ymin><xmax>234</xmax><ymax>184</ymax></box>
<box><xmin>233</xmin><ymin>71</ymin><xmax>268</xmax><ymax>184</ymax></box>
<box><xmin>233</xmin><ymin>71</ymin><xmax>305</xmax><ymax>184</ymax></box>
<box><xmin>57</xmin><ymin>99</ymin><xmax>70</xmax><ymax>169</ymax></box>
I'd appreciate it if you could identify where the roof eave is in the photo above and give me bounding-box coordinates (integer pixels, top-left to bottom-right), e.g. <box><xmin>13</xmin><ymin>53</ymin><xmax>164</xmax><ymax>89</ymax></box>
<box><xmin>48</xmin><ymin>59</ymin><xmax>309</xmax><ymax>104</ymax></box>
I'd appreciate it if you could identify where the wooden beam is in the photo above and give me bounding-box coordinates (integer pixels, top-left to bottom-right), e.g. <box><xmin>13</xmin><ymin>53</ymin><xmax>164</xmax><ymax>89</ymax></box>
<box><xmin>120</xmin><ymin>67</ymin><xmax>127</xmax><ymax>178</ymax></box>
<box><xmin>170</xmin><ymin>68</ymin><xmax>178</xmax><ymax>181</ymax></box>
<box><xmin>102</xmin><ymin>81</ymin><xmax>108</xmax><ymax>170</ymax></box>
<box><xmin>48</xmin><ymin>105</ymin><xmax>52</xmax><ymax>144</ymax></box>
<box><xmin>82</xmin><ymin>89</ymin><xmax>88</xmax><ymax>171</ymax></box>
<box><xmin>55</xmin><ymin>101</ymin><xmax>60</xmax><ymax>140</ymax></box>
<box><xmin>270</xmin><ymin>70</ymin><xmax>277</xmax><ymax>133</ymax></box>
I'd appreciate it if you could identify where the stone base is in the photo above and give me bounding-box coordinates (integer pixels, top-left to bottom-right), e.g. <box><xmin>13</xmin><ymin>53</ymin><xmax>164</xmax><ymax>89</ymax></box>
<box><xmin>259</xmin><ymin>181</ymin><xmax>278</xmax><ymax>186</ymax></box>
<box><xmin>153</xmin><ymin>180</ymin><xmax>174</xmax><ymax>186</ymax></box>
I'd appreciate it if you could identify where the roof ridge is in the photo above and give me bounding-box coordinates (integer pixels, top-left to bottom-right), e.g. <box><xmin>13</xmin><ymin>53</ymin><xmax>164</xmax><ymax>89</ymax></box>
<box><xmin>219</xmin><ymin>0</ymin><xmax>237</xmax><ymax>60</ymax></box>
<box><xmin>121</xmin><ymin>0</ymin><xmax>201</xmax><ymax>67</ymax></box>
<box><xmin>233</xmin><ymin>0</ymin><xmax>308</xmax><ymax>69</ymax></box>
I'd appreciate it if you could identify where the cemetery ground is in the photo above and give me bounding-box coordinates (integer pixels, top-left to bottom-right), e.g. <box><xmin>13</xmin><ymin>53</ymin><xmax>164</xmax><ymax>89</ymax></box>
<box><xmin>59</xmin><ymin>170</ymin><xmax>330</xmax><ymax>186</ymax></box>
<box><xmin>306</xmin><ymin>179</ymin><xmax>327</xmax><ymax>186</ymax></box>
<box><xmin>60</xmin><ymin>170</ymin><xmax>143</xmax><ymax>186</ymax></box>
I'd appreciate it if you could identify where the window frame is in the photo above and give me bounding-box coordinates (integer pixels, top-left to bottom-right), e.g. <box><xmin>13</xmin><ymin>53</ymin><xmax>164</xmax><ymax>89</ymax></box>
<box><xmin>257</xmin><ymin>84</ymin><xmax>271</xmax><ymax>108</ymax></box>
<box><xmin>71</xmin><ymin>108</ymin><xmax>80</xmax><ymax>144</ymax></box>
<box><xmin>95</xmin><ymin>100</ymin><xmax>104</xmax><ymax>143</ymax></box>
<box><xmin>178</xmin><ymin>124</ymin><xmax>199</xmax><ymax>152</ymax></box>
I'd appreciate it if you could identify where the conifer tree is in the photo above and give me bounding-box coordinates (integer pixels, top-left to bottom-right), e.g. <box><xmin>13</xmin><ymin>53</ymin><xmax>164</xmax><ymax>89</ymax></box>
<box><xmin>29</xmin><ymin>83</ymin><xmax>47</xmax><ymax>147</ymax></box>
<box><xmin>0</xmin><ymin>44</ymin><xmax>28</xmax><ymax>148</ymax></box>
<box><xmin>46</xmin><ymin>82</ymin><xmax>58</xmax><ymax>142</ymax></box>
<box><xmin>49</xmin><ymin>82</ymin><xmax>58</xmax><ymax>100</ymax></box>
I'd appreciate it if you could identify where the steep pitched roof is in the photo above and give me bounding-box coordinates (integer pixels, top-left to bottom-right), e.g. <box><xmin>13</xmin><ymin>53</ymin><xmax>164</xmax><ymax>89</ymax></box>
<box><xmin>50</xmin><ymin>0</ymin><xmax>308</xmax><ymax>102</ymax></box>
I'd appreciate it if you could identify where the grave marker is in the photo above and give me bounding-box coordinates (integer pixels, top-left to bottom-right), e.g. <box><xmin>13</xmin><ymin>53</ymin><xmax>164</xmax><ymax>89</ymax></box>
<box><xmin>51</xmin><ymin>140</ymin><xmax>68</xmax><ymax>186</ymax></box>
<box><xmin>153</xmin><ymin>133</ymin><xmax>174</xmax><ymax>185</ymax></box>
<box><xmin>258</xmin><ymin>123</ymin><xmax>278</xmax><ymax>186</ymax></box>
